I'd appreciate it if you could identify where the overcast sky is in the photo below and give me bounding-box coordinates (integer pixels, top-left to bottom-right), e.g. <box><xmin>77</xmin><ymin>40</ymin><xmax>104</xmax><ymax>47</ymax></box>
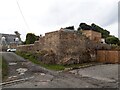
<box><xmin>0</xmin><ymin>0</ymin><xmax>119</xmax><ymax>41</ymax></box>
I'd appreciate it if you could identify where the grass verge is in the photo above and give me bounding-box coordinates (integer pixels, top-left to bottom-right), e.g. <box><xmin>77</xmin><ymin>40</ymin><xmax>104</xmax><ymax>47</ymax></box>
<box><xmin>0</xmin><ymin>56</ymin><xmax>8</xmax><ymax>81</ymax></box>
<box><xmin>16</xmin><ymin>51</ymin><xmax>95</xmax><ymax>71</ymax></box>
<box><xmin>16</xmin><ymin>51</ymin><xmax>65</xmax><ymax>71</ymax></box>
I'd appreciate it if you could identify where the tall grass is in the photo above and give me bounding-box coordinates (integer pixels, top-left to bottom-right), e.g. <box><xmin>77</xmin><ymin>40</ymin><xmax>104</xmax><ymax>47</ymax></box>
<box><xmin>16</xmin><ymin>51</ymin><xmax>94</xmax><ymax>71</ymax></box>
<box><xmin>0</xmin><ymin>56</ymin><xmax>8</xmax><ymax>81</ymax></box>
<box><xmin>16</xmin><ymin>51</ymin><xmax>65</xmax><ymax>71</ymax></box>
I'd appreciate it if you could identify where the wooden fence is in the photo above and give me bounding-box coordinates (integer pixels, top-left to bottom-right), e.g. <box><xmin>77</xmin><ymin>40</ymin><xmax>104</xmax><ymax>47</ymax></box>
<box><xmin>97</xmin><ymin>50</ymin><xmax>120</xmax><ymax>64</ymax></box>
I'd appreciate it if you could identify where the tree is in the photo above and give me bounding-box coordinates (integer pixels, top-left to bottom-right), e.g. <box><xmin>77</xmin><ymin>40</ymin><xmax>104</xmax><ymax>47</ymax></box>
<box><xmin>25</xmin><ymin>33</ymin><xmax>36</xmax><ymax>44</ymax></box>
<box><xmin>64</xmin><ymin>26</ymin><xmax>75</xmax><ymax>30</ymax></box>
<box><xmin>118</xmin><ymin>40</ymin><xmax>120</xmax><ymax>46</ymax></box>
<box><xmin>105</xmin><ymin>36</ymin><xmax>119</xmax><ymax>45</ymax></box>
<box><xmin>35</xmin><ymin>36</ymin><xmax>40</xmax><ymax>41</ymax></box>
<box><xmin>78</xmin><ymin>23</ymin><xmax>92</xmax><ymax>30</ymax></box>
<box><xmin>77</xmin><ymin>23</ymin><xmax>110</xmax><ymax>38</ymax></box>
<box><xmin>91</xmin><ymin>23</ymin><xmax>110</xmax><ymax>38</ymax></box>
<box><xmin>14</xmin><ymin>31</ymin><xmax>21</xmax><ymax>41</ymax></box>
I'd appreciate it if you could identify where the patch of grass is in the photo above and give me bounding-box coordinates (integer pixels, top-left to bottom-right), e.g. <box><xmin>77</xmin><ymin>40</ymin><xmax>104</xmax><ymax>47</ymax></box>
<box><xmin>0</xmin><ymin>56</ymin><xmax>2</xmax><ymax>68</ymax></box>
<box><xmin>16</xmin><ymin>51</ymin><xmax>65</xmax><ymax>71</ymax></box>
<box><xmin>16</xmin><ymin>51</ymin><xmax>95</xmax><ymax>71</ymax></box>
<box><xmin>1</xmin><ymin>57</ymin><xmax>8</xmax><ymax>81</ymax></box>
<box><xmin>42</xmin><ymin>64</ymin><xmax>65</xmax><ymax>71</ymax></box>
<box><xmin>65</xmin><ymin>63</ymin><xmax>92</xmax><ymax>68</ymax></box>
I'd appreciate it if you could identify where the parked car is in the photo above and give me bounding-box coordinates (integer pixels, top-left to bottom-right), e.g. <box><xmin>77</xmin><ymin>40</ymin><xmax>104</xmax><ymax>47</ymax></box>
<box><xmin>7</xmin><ymin>48</ymin><xmax>16</xmax><ymax>52</ymax></box>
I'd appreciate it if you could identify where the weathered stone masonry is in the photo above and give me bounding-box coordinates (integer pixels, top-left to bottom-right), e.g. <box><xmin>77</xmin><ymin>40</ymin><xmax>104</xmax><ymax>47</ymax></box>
<box><xmin>17</xmin><ymin>28</ymin><xmax>112</xmax><ymax>64</ymax></box>
<box><xmin>42</xmin><ymin>29</ymin><xmax>88</xmax><ymax>64</ymax></box>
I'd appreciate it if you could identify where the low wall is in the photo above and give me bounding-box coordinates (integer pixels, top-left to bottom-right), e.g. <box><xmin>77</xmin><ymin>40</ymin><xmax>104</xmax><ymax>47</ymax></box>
<box><xmin>97</xmin><ymin>50</ymin><xmax>120</xmax><ymax>63</ymax></box>
<box><xmin>17</xmin><ymin>44</ymin><xmax>34</xmax><ymax>52</ymax></box>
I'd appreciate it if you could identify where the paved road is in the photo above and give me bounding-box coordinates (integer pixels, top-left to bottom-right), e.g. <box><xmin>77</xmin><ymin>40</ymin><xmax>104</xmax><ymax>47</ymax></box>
<box><xmin>1</xmin><ymin>52</ymin><xmax>57</xmax><ymax>81</ymax></box>
<box><xmin>70</xmin><ymin>64</ymin><xmax>119</xmax><ymax>82</ymax></box>
<box><xmin>1</xmin><ymin>52</ymin><xmax>119</xmax><ymax>88</ymax></box>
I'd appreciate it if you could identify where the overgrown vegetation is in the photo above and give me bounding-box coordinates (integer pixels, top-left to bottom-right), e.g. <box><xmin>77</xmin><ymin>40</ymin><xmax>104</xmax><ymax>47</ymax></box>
<box><xmin>77</xmin><ymin>23</ymin><xmax>110</xmax><ymax>38</ymax></box>
<box><xmin>24</xmin><ymin>33</ymin><xmax>39</xmax><ymax>44</ymax></box>
<box><xmin>16</xmin><ymin>51</ymin><xmax>65</xmax><ymax>71</ymax></box>
<box><xmin>77</xmin><ymin>23</ymin><xmax>120</xmax><ymax>45</ymax></box>
<box><xmin>16</xmin><ymin>51</ymin><xmax>94</xmax><ymax>71</ymax></box>
<box><xmin>64</xmin><ymin>26</ymin><xmax>75</xmax><ymax>30</ymax></box>
<box><xmin>0</xmin><ymin>56</ymin><xmax>8</xmax><ymax>81</ymax></box>
<box><xmin>23</xmin><ymin>23</ymin><xmax>120</xmax><ymax>46</ymax></box>
<box><xmin>105</xmin><ymin>36</ymin><xmax>120</xmax><ymax>45</ymax></box>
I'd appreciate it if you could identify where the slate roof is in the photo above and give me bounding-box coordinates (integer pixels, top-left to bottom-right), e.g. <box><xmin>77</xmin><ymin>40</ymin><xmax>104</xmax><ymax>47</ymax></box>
<box><xmin>0</xmin><ymin>33</ymin><xmax>21</xmax><ymax>45</ymax></box>
<box><xmin>61</xmin><ymin>29</ymin><xmax>76</xmax><ymax>33</ymax></box>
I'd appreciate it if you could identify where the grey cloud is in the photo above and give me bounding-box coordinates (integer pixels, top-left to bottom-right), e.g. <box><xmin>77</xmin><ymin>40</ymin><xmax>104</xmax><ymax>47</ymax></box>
<box><xmin>0</xmin><ymin>0</ymin><xmax>118</xmax><ymax>40</ymax></box>
<box><xmin>100</xmin><ymin>5</ymin><xmax>118</xmax><ymax>27</ymax></box>
<box><xmin>37</xmin><ymin>0</ymin><xmax>118</xmax><ymax>29</ymax></box>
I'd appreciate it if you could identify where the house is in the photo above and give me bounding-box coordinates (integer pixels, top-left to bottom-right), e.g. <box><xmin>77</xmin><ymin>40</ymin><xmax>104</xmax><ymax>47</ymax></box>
<box><xmin>0</xmin><ymin>33</ymin><xmax>22</xmax><ymax>50</ymax></box>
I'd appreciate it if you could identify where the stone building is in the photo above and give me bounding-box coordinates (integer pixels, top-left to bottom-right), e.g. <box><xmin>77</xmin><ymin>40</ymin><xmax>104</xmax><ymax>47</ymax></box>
<box><xmin>0</xmin><ymin>33</ymin><xmax>22</xmax><ymax>51</ymax></box>
<box><xmin>82</xmin><ymin>30</ymin><xmax>102</xmax><ymax>43</ymax></box>
<box><xmin>17</xmin><ymin>28</ymin><xmax>111</xmax><ymax>65</ymax></box>
<box><xmin>42</xmin><ymin>29</ymin><xmax>89</xmax><ymax>64</ymax></box>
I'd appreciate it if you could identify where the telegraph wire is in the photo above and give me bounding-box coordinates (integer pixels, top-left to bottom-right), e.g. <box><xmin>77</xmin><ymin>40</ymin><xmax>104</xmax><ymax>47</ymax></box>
<box><xmin>16</xmin><ymin>0</ymin><xmax>31</xmax><ymax>31</ymax></box>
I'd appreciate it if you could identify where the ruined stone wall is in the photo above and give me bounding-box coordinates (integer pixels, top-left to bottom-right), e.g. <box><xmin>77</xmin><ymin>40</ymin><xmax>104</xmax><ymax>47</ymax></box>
<box><xmin>97</xmin><ymin>50</ymin><xmax>120</xmax><ymax>63</ymax></box>
<box><xmin>17</xmin><ymin>37</ymin><xmax>44</xmax><ymax>52</ymax></box>
<box><xmin>82</xmin><ymin>30</ymin><xmax>101</xmax><ymax>43</ymax></box>
<box><xmin>39</xmin><ymin>36</ymin><xmax>45</xmax><ymax>50</ymax></box>
<box><xmin>57</xmin><ymin>30</ymin><xmax>88</xmax><ymax>64</ymax></box>
<box><xmin>9</xmin><ymin>43</ymin><xmax>17</xmax><ymax>49</ymax></box>
<box><xmin>43</xmin><ymin>31</ymin><xmax>60</xmax><ymax>54</ymax></box>
<box><xmin>17</xmin><ymin>36</ymin><xmax>45</xmax><ymax>53</ymax></box>
<box><xmin>33</xmin><ymin>41</ymin><xmax>41</xmax><ymax>51</ymax></box>
<box><xmin>16</xmin><ymin>29</ymin><xmax>112</xmax><ymax>65</ymax></box>
<box><xmin>59</xmin><ymin>30</ymin><xmax>82</xmax><ymax>63</ymax></box>
<box><xmin>17</xmin><ymin>44</ymin><xmax>34</xmax><ymax>52</ymax></box>
<box><xmin>36</xmin><ymin>29</ymin><xmax>93</xmax><ymax>64</ymax></box>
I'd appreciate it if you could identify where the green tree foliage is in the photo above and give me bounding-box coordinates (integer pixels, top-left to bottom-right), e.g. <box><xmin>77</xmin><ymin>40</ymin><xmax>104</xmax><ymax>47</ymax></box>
<box><xmin>91</xmin><ymin>23</ymin><xmax>110</xmax><ymax>38</ymax></box>
<box><xmin>25</xmin><ymin>33</ymin><xmax>39</xmax><ymax>44</ymax></box>
<box><xmin>64</xmin><ymin>26</ymin><xmax>75</xmax><ymax>30</ymax></box>
<box><xmin>36</xmin><ymin>36</ymin><xmax>40</xmax><ymax>41</ymax></box>
<box><xmin>118</xmin><ymin>40</ymin><xmax>120</xmax><ymax>46</ymax></box>
<box><xmin>78</xmin><ymin>23</ymin><xmax>92</xmax><ymax>30</ymax></box>
<box><xmin>77</xmin><ymin>23</ymin><xmax>110</xmax><ymax>38</ymax></box>
<box><xmin>77</xmin><ymin>23</ymin><xmax>120</xmax><ymax>45</ymax></box>
<box><xmin>105</xmin><ymin>36</ymin><xmax>119</xmax><ymax>45</ymax></box>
